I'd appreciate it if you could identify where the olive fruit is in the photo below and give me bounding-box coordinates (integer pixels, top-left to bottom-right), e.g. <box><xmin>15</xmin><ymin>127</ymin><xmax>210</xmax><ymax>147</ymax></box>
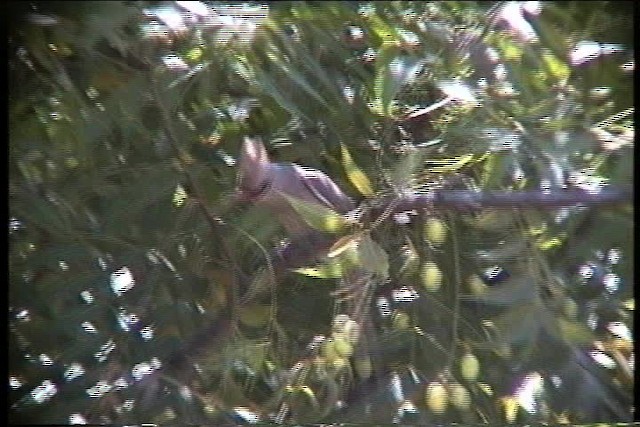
<box><xmin>460</xmin><ymin>353</ymin><xmax>480</xmax><ymax>382</ymax></box>
<box><xmin>425</xmin><ymin>381</ymin><xmax>448</xmax><ymax>414</ymax></box>
<box><xmin>467</xmin><ymin>274</ymin><xmax>486</xmax><ymax>295</ymax></box>
<box><xmin>449</xmin><ymin>383</ymin><xmax>471</xmax><ymax>410</ymax></box>
<box><xmin>392</xmin><ymin>310</ymin><xmax>411</xmax><ymax>330</ymax></box>
<box><xmin>424</xmin><ymin>218</ymin><xmax>447</xmax><ymax>246</ymax></box>
<box><xmin>333</xmin><ymin>338</ymin><xmax>354</xmax><ymax>358</ymax></box>
<box><xmin>421</xmin><ymin>262</ymin><xmax>443</xmax><ymax>292</ymax></box>
<box><xmin>354</xmin><ymin>356</ymin><xmax>372</xmax><ymax>379</ymax></box>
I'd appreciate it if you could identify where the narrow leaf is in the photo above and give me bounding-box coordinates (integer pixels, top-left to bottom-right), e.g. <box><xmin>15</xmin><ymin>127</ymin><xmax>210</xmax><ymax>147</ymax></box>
<box><xmin>283</xmin><ymin>194</ymin><xmax>350</xmax><ymax>234</ymax></box>
<box><xmin>328</xmin><ymin>233</ymin><xmax>362</xmax><ymax>258</ymax></box>
<box><xmin>425</xmin><ymin>154</ymin><xmax>474</xmax><ymax>173</ymax></box>
<box><xmin>340</xmin><ymin>143</ymin><xmax>374</xmax><ymax>196</ymax></box>
<box><xmin>270</xmin><ymin>53</ymin><xmax>330</xmax><ymax>108</ymax></box>
<box><xmin>293</xmin><ymin>262</ymin><xmax>345</xmax><ymax>279</ymax></box>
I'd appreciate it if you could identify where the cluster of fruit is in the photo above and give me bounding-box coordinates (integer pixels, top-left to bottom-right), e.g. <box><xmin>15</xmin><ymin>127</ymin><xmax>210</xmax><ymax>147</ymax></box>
<box><xmin>425</xmin><ymin>352</ymin><xmax>480</xmax><ymax>415</ymax></box>
<box><xmin>315</xmin><ymin>314</ymin><xmax>376</xmax><ymax>380</ymax></box>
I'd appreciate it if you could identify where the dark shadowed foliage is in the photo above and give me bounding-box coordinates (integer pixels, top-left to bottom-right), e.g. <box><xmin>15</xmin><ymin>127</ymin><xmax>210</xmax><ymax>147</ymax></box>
<box><xmin>8</xmin><ymin>1</ymin><xmax>633</xmax><ymax>424</ymax></box>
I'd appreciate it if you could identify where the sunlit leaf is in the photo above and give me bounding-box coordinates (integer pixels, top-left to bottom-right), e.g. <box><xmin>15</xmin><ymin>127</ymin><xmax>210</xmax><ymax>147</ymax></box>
<box><xmin>340</xmin><ymin>143</ymin><xmax>374</xmax><ymax>196</ymax></box>
<box><xmin>283</xmin><ymin>194</ymin><xmax>350</xmax><ymax>233</ymax></box>
<box><xmin>425</xmin><ymin>154</ymin><xmax>474</xmax><ymax>173</ymax></box>
<box><xmin>498</xmin><ymin>37</ymin><xmax>524</xmax><ymax>61</ymax></box>
<box><xmin>327</xmin><ymin>233</ymin><xmax>362</xmax><ymax>258</ymax></box>
<box><xmin>297</xmin><ymin>385</ymin><xmax>319</xmax><ymax>408</ymax></box>
<box><xmin>185</xmin><ymin>47</ymin><xmax>202</xmax><ymax>62</ymax></box>
<box><xmin>541</xmin><ymin>51</ymin><xmax>570</xmax><ymax>82</ymax></box>
<box><xmin>368</xmin><ymin>15</ymin><xmax>399</xmax><ymax>45</ymax></box>
<box><xmin>536</xmin><ymin>235</ymin><xmax>565</xmax><ymax>251</ymax></box>
<box><xmin>293</xmin><ymin>261</ymin><xmax>345</xmax><ymax>279</ymax></box>
<box><xmin>172</xmin><ymin>184</ymin><xmax>188</xmax><ymax>207</ymax></box>
<box><xmin>238</xmin><ymin>304</ymin><xmax>272</xmax><ymax>328</ymax></box>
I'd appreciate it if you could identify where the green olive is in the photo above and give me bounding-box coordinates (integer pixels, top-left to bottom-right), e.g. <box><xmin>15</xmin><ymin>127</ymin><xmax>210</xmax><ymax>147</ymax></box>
<box><xmin>424</xmin><ymin>218</ymin><xmax>447</xmax><ymax>246</ymax></box>
<box><xmin>426</xmin><ymin>382</ymin><xmax>448</xmax><ymax>414</ymax></box>
<box><xmin>421</xmin><ymin>262</ymin><xmax>443</xmax><ymax>292</ymax></box>
<box><xmin>460</xmin><ymin>353</ymin><xmax>480</xmax><ymax>382</ymax></box>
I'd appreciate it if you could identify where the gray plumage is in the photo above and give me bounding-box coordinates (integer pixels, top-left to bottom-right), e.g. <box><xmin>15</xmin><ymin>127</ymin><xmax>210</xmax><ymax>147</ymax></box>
<box><xmin>238</xmin><ymin>137</ymin><xmax>354</xmax><ymax>236</ymax></box>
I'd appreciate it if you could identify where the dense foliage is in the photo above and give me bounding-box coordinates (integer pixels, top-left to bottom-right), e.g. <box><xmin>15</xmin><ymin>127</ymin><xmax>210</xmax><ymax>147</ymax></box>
<box><xmin>9</xmin><ymin>1</ymin><xmax>633</xmax><ymax>424</ymax></box>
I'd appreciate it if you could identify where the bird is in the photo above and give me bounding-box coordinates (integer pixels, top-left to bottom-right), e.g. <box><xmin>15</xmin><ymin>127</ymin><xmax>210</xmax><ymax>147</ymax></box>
<box><xmin>236</xmin><ymin>136</ymin><xmax>376</xmax><ymax>304</ymax></box>
<box><xmin>237</xmin><ymin>136</ymin><xmax>355</xmax><ymax>237</ymax></box>
<box><xmin>236</xmin><ymin>137</ymin><xmax>380</xmax><ymax>376</ymax></box>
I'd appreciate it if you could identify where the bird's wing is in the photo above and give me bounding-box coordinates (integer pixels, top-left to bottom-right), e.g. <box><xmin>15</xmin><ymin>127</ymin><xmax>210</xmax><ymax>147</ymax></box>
<box><xmin>295</xmin><ymin>164</ymin><xmax>355</xmax><ymax>213</ymax></box>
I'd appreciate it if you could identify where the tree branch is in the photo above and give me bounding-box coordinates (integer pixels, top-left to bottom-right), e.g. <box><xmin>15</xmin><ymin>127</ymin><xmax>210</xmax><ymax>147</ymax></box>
<box><xmin>273</xmin><ymin>186</ymin><xmax>632</xmax><ymax>272</ymax></box>
<box><xmin>372</xmin><ymin>186</ymin><xmax>633</xmax><ymax>215</ymax></box>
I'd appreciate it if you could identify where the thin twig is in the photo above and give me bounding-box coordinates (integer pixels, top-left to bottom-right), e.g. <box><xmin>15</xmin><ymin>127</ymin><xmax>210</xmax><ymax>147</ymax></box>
<box><xmin>446</xmin><ymin>211</ymin><xmax>462</xmax><ymax>372</ymax></box>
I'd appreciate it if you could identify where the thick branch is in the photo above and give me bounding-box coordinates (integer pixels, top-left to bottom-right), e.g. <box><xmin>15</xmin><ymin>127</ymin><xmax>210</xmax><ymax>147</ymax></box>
<box><xmin>373</xmin><ymin>186</ymin><xmax>633</xmax><ymax>215</ymax></box>
<box><xmin>274</xmin><ymin>186</ymin><xmax>632</xmax><ymax>272</ymax></box>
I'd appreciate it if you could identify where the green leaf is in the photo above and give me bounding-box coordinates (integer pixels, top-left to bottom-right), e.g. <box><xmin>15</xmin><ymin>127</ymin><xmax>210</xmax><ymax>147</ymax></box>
<box><xmin>251</xmin><ymin>66</ymin><xmax>312</xmax><ymax>123</ymax></box>
<box><xmin>498</xmin><ymin>37</ymin><xmax>524</xmax><ymax>61</ymax></box>
<box><xmin>185</xmin><ymin>47</ymin><xmax>203</xmax><ymax>62</ymax></box>
<box><xmin>368</xmin><ymin>15</ymin><xmax>400</xmax><ymax>45</ymax></box>
<box><xmin>357</xmin><ymin>233</ymin><xmax>389</xmax><ymax>278</ymax></box>
<box><xmin>536</xmin><ymin>234</ymin><xmax>566</xmax><ymax>251</ymax></box>
<box><xmin>293</xmin><ymin>261</ymin><xmax>345</xmax><ymax>279</ymax></box>
<box><xmin>104</xmin><ymin>164</ymin><xmax>179</xmax><ymax>225</ymax></box>
<box><xmin>340</xmin><ymin>143</ymin><xmax>374</xmax><ymax>196</ymax></box>
<box><xmin>238</xmin><ymin>304</ymin><xmax>272</xmax><ymax>328</ymax></box>
<box><xmin>282</xmin><ymin>194</ymin><xmax>351</xmax><ymax>233</ymax></box>
<box><xmin>425</xmin><ymin>154</ymin><xmax>474</xmax><ymax>173</ymax></box>
<box><xmin>327</xmin><ymin>233</ymin><xmax>362</xmax><ymax>258</ymax></box>
<box><xmin>555</xmin><ymin>318</ymin><xmax>597</xmax><ymax>345</ymax></box>
<box><xmin>480</xmin><ymin>153</ymin><xmax>509</xmax><ymax>189</ymax></box>
<box><xmin>268</xmin><ymin>50</ymin><xmax>330</xmax><ymax>109</ymax></box>
<box><xmin>372</xmin><ymin>50</ymin><xmax>424</xmax><ymax>117</ymax></box>
<box><xmin>466</xmin><ymin>209</ymin><xmax>517</xmax><ymax>232</ymax></box>
<box><xmin>541</xmin><ymin>51</ymin><xmax>570</xmax><ymax>82</ymax></box>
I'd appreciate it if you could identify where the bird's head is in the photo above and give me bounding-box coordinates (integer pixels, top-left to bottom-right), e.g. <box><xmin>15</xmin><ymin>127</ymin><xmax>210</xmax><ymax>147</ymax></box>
<box><xmin>236</xmin><ymin>136</ymin><xmax>272</xmax><ymax>202</ymax></box>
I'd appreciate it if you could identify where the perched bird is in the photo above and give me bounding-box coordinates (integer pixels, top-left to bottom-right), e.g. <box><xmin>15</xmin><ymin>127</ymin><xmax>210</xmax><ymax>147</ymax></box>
<box><xmin>236</xmin><ymin>136</ymin><xmax>374</xmax><ymax>294</ymax></box>
<box><xmin>237</xmin><ymin>136</ymin><xmax>355</xmax><ymax>236</ymax></box>
<box><xmin>237</xmin><ymin>136</ymin><xmax>380</xmax><ymax>381</ymax></box>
